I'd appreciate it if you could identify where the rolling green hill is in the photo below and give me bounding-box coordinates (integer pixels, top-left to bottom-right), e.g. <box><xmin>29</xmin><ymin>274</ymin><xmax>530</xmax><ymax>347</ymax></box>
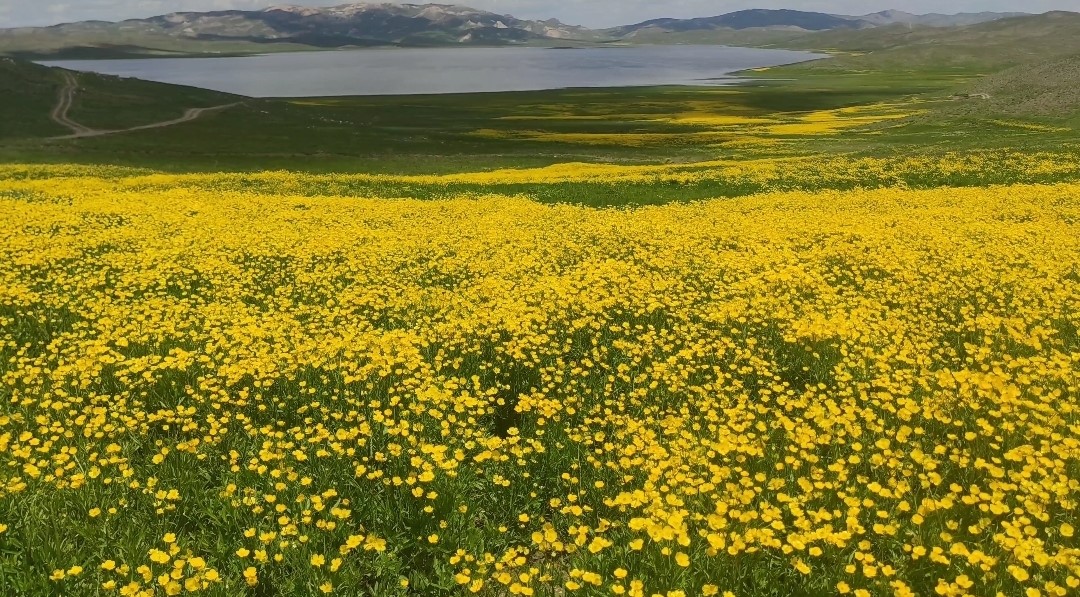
<box><xmin>620</xmin><ymin>10</ymin><xmax>1080</xmax><ymax>73</ymax></box>
<box><xmin>781</xmin><ymin>11</ymin><xmax>1080</xmax><ymax>70</ymax></box>
<box><xmin>769</xmin><ymin>11</ymin><xmax>1080</xmax><ymax>127</ymax></box>
<box><xmin>955</xmin><ymin>54</ymin><xmax>1080</xmax><ymax>119</ymax></box>
<box><xmin>0</xmin><ymin>58</ymin><xmax>240</xmax><ymax>139</ymax></box>
<box><xmin>0</xmin><ymin>58</ymin><xmax>66</xmax><ymax>138</ymax></box>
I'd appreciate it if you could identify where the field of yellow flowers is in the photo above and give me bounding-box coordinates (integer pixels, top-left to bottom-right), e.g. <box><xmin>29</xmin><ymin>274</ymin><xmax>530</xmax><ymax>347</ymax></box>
<box><xmin>1</xmin><ymin>164</ymin><xmax>1079</xmax><ymax>597</ymax></box>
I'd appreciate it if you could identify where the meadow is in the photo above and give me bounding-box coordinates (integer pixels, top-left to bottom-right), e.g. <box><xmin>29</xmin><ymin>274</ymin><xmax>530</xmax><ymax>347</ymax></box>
<box><xmin>2</xmin><ymin>54</ymin><xmax>1080</xmax><ymax>597</ymax></box>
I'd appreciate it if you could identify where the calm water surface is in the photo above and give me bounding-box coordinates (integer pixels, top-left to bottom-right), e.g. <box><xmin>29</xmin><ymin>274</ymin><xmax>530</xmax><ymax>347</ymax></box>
<box><xmin>41</xmin><ymin>46</ymin><xmax>821</xmax><ymax>97</ymax></box>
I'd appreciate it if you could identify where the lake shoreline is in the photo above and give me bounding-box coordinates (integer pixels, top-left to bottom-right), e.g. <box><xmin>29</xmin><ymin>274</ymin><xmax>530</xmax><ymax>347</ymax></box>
<box><xmin>39</xmin><ymin>45</ymin><xmax>822</xmax><ymax>98</ymax></box>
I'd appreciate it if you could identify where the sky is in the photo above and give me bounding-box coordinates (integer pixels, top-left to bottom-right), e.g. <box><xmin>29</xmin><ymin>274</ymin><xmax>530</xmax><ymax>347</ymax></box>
<box><xmin>0</xmin><ymin>0</ymin><xmax>1076</xmax><ymax>29</ymax></box>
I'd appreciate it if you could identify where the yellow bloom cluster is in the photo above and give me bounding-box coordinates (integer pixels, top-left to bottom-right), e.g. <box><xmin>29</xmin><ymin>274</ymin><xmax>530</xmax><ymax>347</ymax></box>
<box><xmin>491</xmin><ymin>100</ymin><xmax>922</xmax><ymax>144</ymax></box>
<box><xmin>3</xmin><ymin>150</ymin><xmax>1073</xmax><ymax>193</ymax></box>
<box><xmin>1</xmin><ymin>168</ymin><xmax>1079</xmax><ymax>596</ymax></box>
<box><xmin>988</xmin><ymin>120</ymin><xmax>1072</xmax><ymax>134</ymax></box>
<box><xmin>469</xmin><ymin>129</ymin><xmax>733</xmax><ymax>147</ymax></box>
<box><xmin>762</xmin><ymin>104</ymin><xmax>920</xmax><ymax>136</ymax></box>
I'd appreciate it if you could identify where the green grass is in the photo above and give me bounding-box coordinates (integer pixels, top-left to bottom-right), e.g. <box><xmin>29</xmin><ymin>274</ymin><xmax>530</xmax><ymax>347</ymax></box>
<box><xmin>66</xmin><ymin>72</ymin><xmax>240</xmax><ymax>131</ymax></box>
<box><xmin>0</xmin><ymin>59</ymin><xmax>239</xmax><ymax>138</ymax></box>
<box><xmin>0</xmin><ymin>59</ymin><xmax>67</xmax><ymax>138</ymax></box>
<box><xmin>2</xmin><ymin>65</ymin><xmax>1066</xmax><ymax>168</ymax></box>
<box><xmin>3</xmin><ymin>22</ymin><xmax>1080</xmax><ymax>207</ymax></box>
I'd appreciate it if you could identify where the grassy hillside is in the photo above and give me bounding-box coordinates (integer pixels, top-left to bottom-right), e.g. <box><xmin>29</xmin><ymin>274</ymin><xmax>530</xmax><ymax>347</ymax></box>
<box><xmin>0</xmin><ymin>58</ymin><xmax>240</xmax><ymax>139</ymax></box>
<box><xmin>3</xmin><ymin>63</ymin><xmax>1077</xmax><ymax>208</ymax></box>
<box><xmin>625</xmin><ymin>11</ymin><xmax>1080</xmax><ymax>73</ymax></box>
<box><xmin>723</xmin><ymin>11</ymin><xmax>1080</xmax><ymax>131</ymax></box>
<box><xmin>0</xmin><ymin>60</ymin><xmax>993</xmax><ymax>173</ymax></box>
<box><xmin>782</xmin><ymin>11</ymin><xmax>1080</xmax><ymax>70</ymax></box>
<box><xmin>0</xmin><ymin>58</ymin><xmax>67</xmax><ymax>138</ymax></box>
<box><xmin>60</xmin><ymin>70</ymin><xmax>240</xmax><ymax>131</ymax></box>
<box><xmin>942</xmin><ymin>53</ymin><xmax>1080</xmax><ymax>119</ymax></box>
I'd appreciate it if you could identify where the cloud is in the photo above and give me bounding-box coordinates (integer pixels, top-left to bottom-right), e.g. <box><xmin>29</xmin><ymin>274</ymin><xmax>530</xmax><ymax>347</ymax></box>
<box><xmin>2</xmin><ymin>0</ymin><xmax>1077</xmax><ymax>28</ymax></box>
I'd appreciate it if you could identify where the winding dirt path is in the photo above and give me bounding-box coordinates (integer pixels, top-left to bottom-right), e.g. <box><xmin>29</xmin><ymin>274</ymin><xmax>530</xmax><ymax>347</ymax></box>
<box><xmin>49</xmin><ymin>71</ymin><xmax>242</xmax><ymax>140</ymax></box>
<box><xmin>50</xmin><ymin>72</ymin><xmax>96</xmax><ymax>137</ymax></box>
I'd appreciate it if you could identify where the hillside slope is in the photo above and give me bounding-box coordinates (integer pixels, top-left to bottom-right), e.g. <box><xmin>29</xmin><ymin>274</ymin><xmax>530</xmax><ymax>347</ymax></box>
<box><xmin>0</xmin><ymin>58</ymin><xmax>241</xmax><ymax>139</ymax></box>
<box><xmin>0</xmin><ymin>59</ymin><xmax>66</xmax><ymax>138</ymax></box>
<box><xmin>783</xmin><ymin>12</ymin><xmax>1080</xmax><ymax>71</ymax></box>
<box><xmin>738</xmin><ymin>12</ymin><xmax>1080</xmax><ymax>126</ymax></box>
<box><xmin>956</xmin><ymin>54</ymin><xmax>1080</xmax><ymax>118</ymax></box>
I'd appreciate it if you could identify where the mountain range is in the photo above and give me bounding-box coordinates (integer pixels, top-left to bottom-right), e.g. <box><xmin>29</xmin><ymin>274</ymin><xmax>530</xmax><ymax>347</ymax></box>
<box><xmin>608</xmin><ymin>9</ymin><xmax>1025</xmax><ymax>38</ymax></box>
<box><xmin>850</xmin><ymin>10</ymin><xmax>1028</xmax><ymax>27</ymax></box>
<box><xmin>0</xmin><ymin>3</ymin><xmax>1037</xmax><ymax>58</ymax></box>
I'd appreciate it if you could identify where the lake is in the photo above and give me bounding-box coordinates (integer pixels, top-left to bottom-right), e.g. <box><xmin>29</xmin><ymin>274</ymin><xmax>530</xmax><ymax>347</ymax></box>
<box><xmin>40</xmin><ymin>46</ymin><xmax>821</xmax><ymax>98</ymax></box>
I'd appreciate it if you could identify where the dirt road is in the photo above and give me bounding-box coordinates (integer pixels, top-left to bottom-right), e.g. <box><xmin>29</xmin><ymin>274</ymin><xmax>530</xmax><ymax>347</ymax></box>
<box><xmin>49</xmin><ymin>71</ymin><xmax>241</xmax><ymax>140</ymax></box>
<box><xmin>50</xmin><ymin>72</ymin><xmax>96</xmax><ymax>137</ymax></box>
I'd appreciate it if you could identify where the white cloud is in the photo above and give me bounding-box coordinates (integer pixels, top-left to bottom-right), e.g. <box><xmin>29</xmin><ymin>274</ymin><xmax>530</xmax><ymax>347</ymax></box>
<box><xmin>0</xmin><ymin>0</ymin><xmax>1076</xmax><ymax>28</ymax></box>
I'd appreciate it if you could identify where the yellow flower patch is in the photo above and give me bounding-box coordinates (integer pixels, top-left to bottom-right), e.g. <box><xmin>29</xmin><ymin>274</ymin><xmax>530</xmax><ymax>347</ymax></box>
<box><xmin>1</xmin><ymin>167</ymin><xmax>1079</xmax><ymax>595</ymax></box>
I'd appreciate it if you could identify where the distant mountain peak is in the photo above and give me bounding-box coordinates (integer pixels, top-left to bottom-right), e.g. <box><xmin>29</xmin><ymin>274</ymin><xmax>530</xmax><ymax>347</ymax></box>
<box><xmin>262</xmin><ymin>4</ymin><xmax>318</xmax><ymax>13</ymax></box>
<box><xmin>869</xmin><ymin>10</ymin><xmax>917</xmax><ymax>17</ymax></box>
